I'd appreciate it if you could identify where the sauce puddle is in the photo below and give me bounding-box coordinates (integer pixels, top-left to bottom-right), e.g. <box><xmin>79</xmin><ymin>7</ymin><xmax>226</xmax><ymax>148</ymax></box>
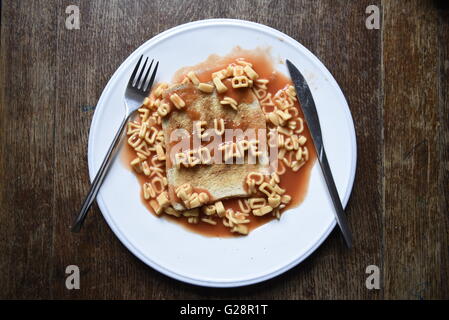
<box><xmin>122</xmin><ymin>47</ymin><xmax>317</xmax><ymax>238</ymax></box>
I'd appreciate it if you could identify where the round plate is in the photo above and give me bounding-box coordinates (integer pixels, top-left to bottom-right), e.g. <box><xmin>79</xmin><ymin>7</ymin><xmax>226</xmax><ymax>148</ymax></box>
<box><xmin>88</xmin><ymin>19</ymin><xmax>357</xmax><ymax>287</ymax></box>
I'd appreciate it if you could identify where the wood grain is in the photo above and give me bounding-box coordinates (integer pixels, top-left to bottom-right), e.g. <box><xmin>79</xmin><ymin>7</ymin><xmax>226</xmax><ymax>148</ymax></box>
<box><xmin>383</xmin><ymin>0</ymin><xmax>449</xmax><ymax>299</ymax></box>
<box><xmin>0</xmin><ymin>0</ymin><xmax>447</xmax><ymax>299</ymax></box>
<box><xmin>0</xmin><ymin>0</ymin><xmax>57</xmax><ymax>299</ymax></box>
<box><xmin>437</xmin><ymin>0</ymin><xmax>449</xmax><ymax>299</ymax></box>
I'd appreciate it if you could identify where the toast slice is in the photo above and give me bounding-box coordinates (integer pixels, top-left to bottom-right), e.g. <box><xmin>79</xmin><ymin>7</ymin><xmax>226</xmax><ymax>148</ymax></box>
<box><xmin>162</xmin><ymin>82</ymin><xmax>269</xmax><ymax>210</ymax></box>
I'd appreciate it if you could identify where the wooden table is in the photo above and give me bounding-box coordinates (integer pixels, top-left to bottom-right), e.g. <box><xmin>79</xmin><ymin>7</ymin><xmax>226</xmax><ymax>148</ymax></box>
<box><xmin>1</xmin><ymin>0</ymin><xmax>448</xmax><ymax>299</ymax></box>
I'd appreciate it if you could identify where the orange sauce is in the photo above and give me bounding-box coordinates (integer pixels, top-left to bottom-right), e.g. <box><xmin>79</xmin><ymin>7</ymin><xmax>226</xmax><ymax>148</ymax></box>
<box><xmin>185</xmin><ymin>108</ymin><xmax>201</xmax><ymax>121</ymax></box>
<box><xmin>122</xmin><ymin>47</ymin><xmax>317</xmax><ymax>238</ymax></box>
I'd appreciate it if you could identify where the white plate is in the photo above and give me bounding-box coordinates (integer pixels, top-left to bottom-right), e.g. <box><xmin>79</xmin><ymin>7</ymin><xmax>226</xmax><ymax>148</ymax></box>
<box><xmin>88</xmin><ymin>19</ymin><xmax>357</xmax><ymax>287</ymax></box>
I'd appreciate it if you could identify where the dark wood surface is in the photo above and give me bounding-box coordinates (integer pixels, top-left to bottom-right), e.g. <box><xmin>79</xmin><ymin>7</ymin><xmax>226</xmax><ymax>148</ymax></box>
<box><xmin>0</xmin><ymin>0</ymin><xmax>448</xmax><ymax>299</ymax></box>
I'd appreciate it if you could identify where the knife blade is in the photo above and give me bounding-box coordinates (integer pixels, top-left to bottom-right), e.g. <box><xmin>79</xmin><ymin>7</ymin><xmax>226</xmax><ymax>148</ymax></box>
<box><xmin>286</xmin><ymin>59</ymin><xmax>353</xmax><ymax>248</ymax></box>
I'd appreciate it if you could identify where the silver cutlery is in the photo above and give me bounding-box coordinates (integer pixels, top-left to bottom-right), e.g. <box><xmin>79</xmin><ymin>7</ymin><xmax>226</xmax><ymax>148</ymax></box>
<box><xmin>286</xmin><ymin>59</ymin><xmax>353</xmax><ymax>248</ymax></box>
<box><xmin>72</xmin><ymin>55</ymin><xmax>159</xmax><ymax>232</ymax></box>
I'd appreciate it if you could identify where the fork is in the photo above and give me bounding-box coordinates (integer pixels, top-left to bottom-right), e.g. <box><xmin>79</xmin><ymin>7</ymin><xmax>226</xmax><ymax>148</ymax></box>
<box><xmin>71</xmin><ymin>55</ymin><xmax>159</xmax><ymax>232</ymax></box>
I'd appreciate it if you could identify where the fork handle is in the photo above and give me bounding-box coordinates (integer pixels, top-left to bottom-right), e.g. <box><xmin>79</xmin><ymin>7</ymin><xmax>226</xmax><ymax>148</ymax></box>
<box><xmin>71</xmin><ymin>113</ymin><xmax>132</xmax><ymax>232</ymax></box>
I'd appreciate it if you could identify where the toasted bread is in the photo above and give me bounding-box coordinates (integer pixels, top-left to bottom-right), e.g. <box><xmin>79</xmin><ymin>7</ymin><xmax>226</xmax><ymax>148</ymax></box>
<box><xmin>162</xmin><ymin>82</ymin><xmax>269</xmax><ymax>210</ymax></box>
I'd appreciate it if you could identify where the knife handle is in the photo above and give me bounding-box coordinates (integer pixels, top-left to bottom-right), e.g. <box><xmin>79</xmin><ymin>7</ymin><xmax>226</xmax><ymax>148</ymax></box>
<box><xmin>319</xmin><ymin>149</ymin><xmax>353</xmax><ymax>248</ymax></box>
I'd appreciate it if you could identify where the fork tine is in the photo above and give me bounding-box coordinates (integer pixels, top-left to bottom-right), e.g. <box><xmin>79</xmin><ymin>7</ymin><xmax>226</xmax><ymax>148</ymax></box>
<box><xmin>134</xmin><ymin>57</ymin><xmax>148</xmax><ymax>88</ymax></box>
<box><xmin>144</xmin><ymin>61</ymin><xmax>159</xmax><ymax>94</ymax></box>
<box><xmin>141</xmin><ymin>59</ymin><xmax>154</xmax><ymax>91</ymax></box>
<box><xmin>128</xmin><ymin>55</ymin><xmax>143</xmax><ymax>86</ymax></box>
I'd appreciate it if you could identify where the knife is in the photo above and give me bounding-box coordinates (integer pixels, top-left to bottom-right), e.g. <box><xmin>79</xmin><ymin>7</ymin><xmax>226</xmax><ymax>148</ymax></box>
<box><xmin>286</xmin><ymin>59</ymin><xmax>353</xmax><ymax>248</ymax></box>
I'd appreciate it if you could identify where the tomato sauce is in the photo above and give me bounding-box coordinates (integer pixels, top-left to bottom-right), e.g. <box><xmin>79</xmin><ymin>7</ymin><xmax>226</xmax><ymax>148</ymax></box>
<box><xmin>122</xmin><ymin>47</ymin><xmax>317</xmax><ymax>237</ymax></box>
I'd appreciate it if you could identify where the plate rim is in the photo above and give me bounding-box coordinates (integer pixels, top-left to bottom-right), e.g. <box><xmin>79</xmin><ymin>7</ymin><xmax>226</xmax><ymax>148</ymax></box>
<box><xmin>88</xmin><ymin>18</ymin><xmax>357</xmax><ymax>287</ymax></box>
